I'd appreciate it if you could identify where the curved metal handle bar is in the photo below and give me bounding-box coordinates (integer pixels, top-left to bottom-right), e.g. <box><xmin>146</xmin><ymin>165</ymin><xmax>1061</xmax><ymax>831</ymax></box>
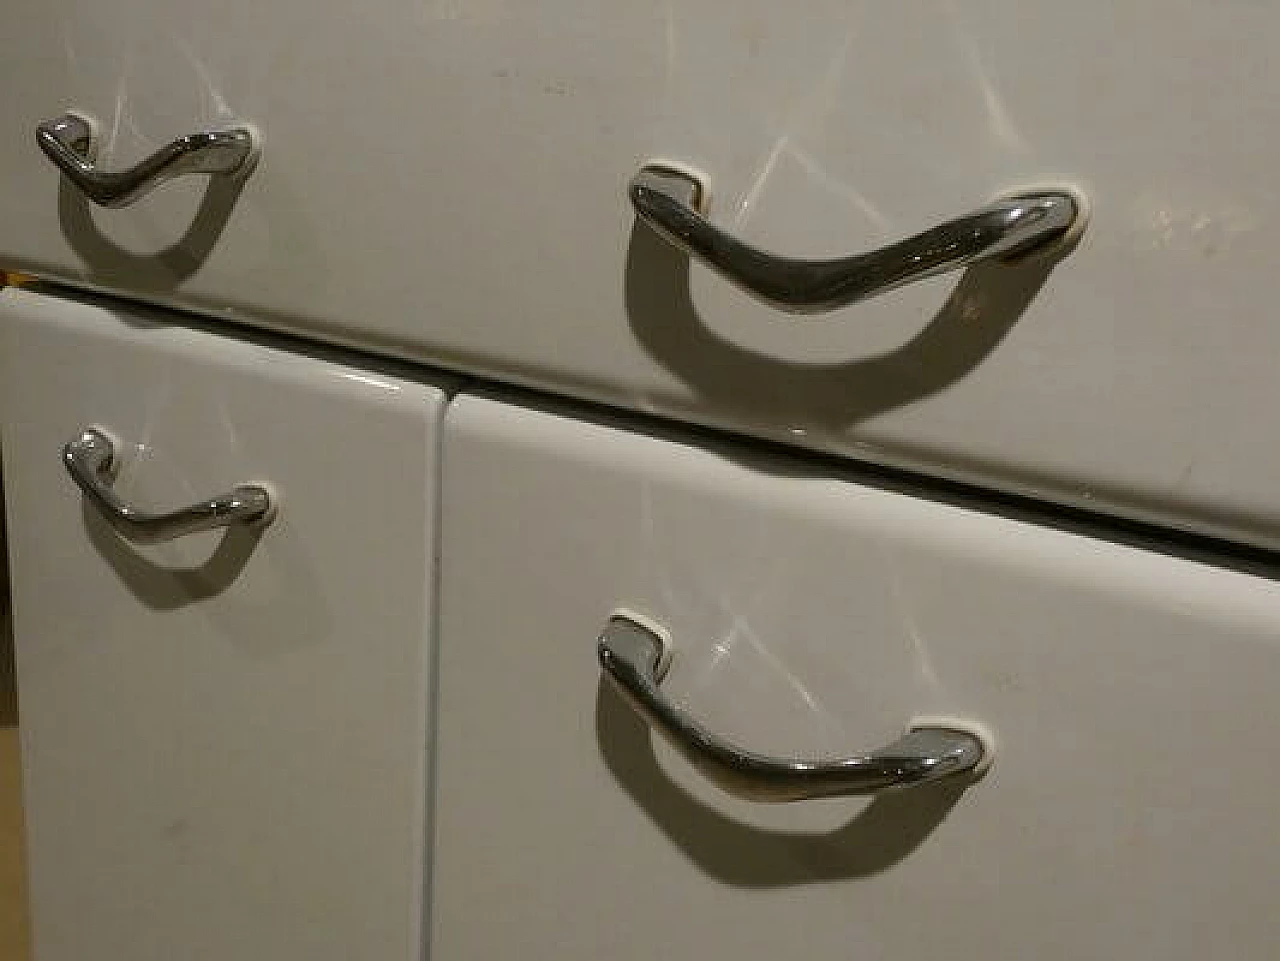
<box><xmin>629</xmin><ymin>164</ymin><xmax>1079</xmax><ymax>314</ymax></box>
<box><xmin>63</xmin><ymin>428</ymin><xmax>273</xmax><ymax>544</ymax></box>
<box><xmin>37</xmin><ymin>112</ymin><xmax>258</xmax><ymax>208</ymax></box>
<box><xmin>598</xmin><ymin>614</ymin><xmax>986</xmax><ymax>801</ymax></box>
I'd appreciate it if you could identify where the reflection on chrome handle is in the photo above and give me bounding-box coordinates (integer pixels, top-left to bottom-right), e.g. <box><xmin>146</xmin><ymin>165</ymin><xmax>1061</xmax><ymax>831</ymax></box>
<box><xmin>629</xmin><ymin>164</ymin><xmax>1079</xmax><ymax>314</ymax></box>
<box><xmin>37</xmin><ymin>112</ymin><xmax>258</xmax><ymax>208</ymax></box>
<box><xmin>598</xmin><ymin>614</ymin><xmax>986</xmax><ymax>801</ymax></box>
<box><xmin>63</xmin><ymin>428</ymin><xmax>273</xmax><ymax>544</ymax></box>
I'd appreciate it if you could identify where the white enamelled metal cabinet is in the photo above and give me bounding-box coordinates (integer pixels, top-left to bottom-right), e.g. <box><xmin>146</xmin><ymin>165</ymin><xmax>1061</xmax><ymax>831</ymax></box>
<box><xmin>0</xmin><ymin>4</ymin><xmax>1279</xmax><ymax>547</ymax></box>
<box><xmin>0</xmin><ymin>287</ymin><xmax>452</xmax><ymax>961</ymax></box>
<box><xmin>6</xmin><ymin>3</ymin><xmax>1280</xmax><ymax>960</ymax></box>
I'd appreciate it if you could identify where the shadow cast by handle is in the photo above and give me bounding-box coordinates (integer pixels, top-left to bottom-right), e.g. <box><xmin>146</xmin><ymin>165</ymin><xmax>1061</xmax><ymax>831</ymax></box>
<box><xmin>57</xmin><ymin>172</ymin><xmax>245</xmax><ymax>288</ymax></box>
<box><xmin>624</xmin><ymin>219</ymin><xmax>1062</xmax><ymax>431</ymax></box>
<box><xmin>80</xmin><ymin>497</ymin><xmax>264</xmax><ymax>611</ymax></box>
<box><xmin>595</xmin><ymin>680</ymin><xmax>972</xmax><ymax>888</ymax></box>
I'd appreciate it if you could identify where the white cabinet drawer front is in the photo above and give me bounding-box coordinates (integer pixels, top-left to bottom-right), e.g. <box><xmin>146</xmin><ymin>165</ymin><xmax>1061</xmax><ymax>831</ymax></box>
<box><xmin>435</xmin><ymin>394</ymin><xmax>1280</xmax><ymax>961</ymax></box>
<box><xmin>0</xmin><ymin>5</ymin><xmax>1276</xmax><ymax>546</ymax></box>
<box><xmin>0</xmin><ymin>288</ymin><xmax>449</xmax><ymax>961</ymax></box>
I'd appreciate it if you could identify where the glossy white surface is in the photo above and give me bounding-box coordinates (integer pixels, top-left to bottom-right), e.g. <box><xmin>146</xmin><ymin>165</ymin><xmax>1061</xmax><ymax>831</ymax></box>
<box><xmin>0</xmin><ymin>4</ymin><xmax>1277</xmax><ymax>545</ymax></box>
<box><xmin>435</xmin><ymin>394</ymin><xmax>1280</xmax><ymax>960</ymax></box>
<box><xmin>0</xmin><ymin>288</ymin><xmax>450</xmax><ymax>961</ymax></box>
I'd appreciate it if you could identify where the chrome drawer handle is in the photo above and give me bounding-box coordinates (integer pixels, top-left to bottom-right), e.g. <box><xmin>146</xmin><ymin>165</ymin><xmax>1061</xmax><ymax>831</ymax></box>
<box><xmin>37</xmin><ymin>112</ymin><xmax>258</xmax><ymax>208</ymax></box>
<box><xmin>629</xmin><ymin>164</ymin><xmax>1080</xmax><ymax>314</ymax></box>
<box><xmin>63</xmin><ymin>428</ymin><xmax>273</xmax><ymax>543</ymax></box>
<box><xmin>598</xmin><ymin>614</ymin><xmax>987</xmax><ymax>801</ymax></box>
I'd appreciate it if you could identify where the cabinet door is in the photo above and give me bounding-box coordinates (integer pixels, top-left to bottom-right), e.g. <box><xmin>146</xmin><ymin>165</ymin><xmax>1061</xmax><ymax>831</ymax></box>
<box><xmin>0</xmin><ymin>287</ymin><xmax>449</xmax><ymax>961</ymax></box>
<box><xmin>435</xmin><ymin>394</ymin><xmax>1280</xmax><ymax>961</ymax></box>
